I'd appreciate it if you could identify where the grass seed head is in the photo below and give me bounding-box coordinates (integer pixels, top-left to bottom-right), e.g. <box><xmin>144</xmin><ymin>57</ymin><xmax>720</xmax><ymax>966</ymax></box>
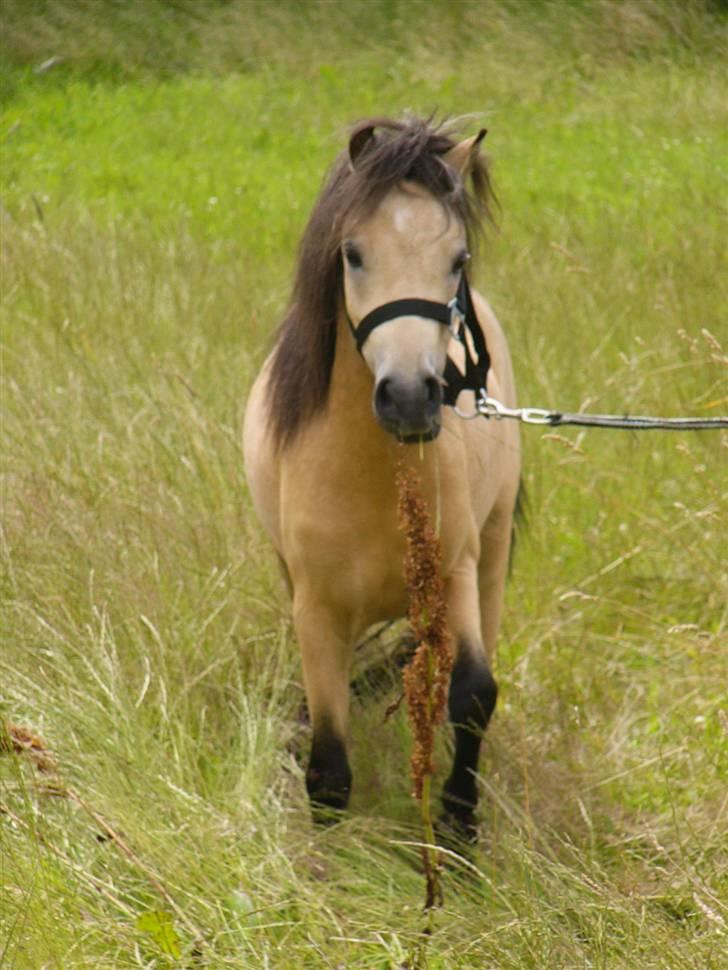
<box><xmin>396</xmin><ymin>456</ymin><xmax>453</xmax><ymax>800</ymax></box>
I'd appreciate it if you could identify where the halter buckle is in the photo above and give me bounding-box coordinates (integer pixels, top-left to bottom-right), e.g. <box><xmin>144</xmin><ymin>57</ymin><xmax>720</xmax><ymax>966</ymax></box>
<box><xmin>447</xmin><ymin>297</ymin><xmax>466</xmax><ymax>340</ymax></box>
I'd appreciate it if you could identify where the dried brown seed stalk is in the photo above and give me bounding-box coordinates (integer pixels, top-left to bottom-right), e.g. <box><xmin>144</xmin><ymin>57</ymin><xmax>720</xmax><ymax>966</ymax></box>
<box><xmin>396</xmin><ymin>458</ymin><xmax>453</xmax><ymax>796</ymax></box>
<box><xmin>396</xmin><ymin>453</ymin><xmax>453</xmax><ymax>911</ymax></box>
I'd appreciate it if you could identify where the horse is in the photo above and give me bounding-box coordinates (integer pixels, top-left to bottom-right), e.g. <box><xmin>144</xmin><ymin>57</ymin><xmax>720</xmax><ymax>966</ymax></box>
<box><xmin>243</xmin><ymin>116</ymin><xmax>521</xmax><ymax>836</ymax></box>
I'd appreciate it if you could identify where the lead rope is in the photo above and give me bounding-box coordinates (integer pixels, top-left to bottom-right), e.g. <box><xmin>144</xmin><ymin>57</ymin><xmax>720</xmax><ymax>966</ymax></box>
<box><xmin>454</xmin><ymin>389</ymin><xmax>728</xmax><ymax>431</ymax></box>
<box><xmin>345</xmin><ymin>272</ymin><xmax>727</xmax><ymax>431</ymax></box>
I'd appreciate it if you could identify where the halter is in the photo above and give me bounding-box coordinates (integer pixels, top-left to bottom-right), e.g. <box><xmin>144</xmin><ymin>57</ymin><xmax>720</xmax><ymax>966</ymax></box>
<box><xmin>346</xmin><ymin>271</ymin><xmax>491</xmax><ymax>407</ymax></box>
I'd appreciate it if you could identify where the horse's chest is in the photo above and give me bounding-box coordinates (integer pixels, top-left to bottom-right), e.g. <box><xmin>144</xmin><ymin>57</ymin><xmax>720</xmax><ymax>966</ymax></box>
<box><xmin>282</xmin><ymin>487</ymin><xmax>405</xmax><ymax>586</ymax></box>
<box><xmin>280</xmin><ymin>469</ymin><xmax>468</xmax><ymax>632</ymax></box>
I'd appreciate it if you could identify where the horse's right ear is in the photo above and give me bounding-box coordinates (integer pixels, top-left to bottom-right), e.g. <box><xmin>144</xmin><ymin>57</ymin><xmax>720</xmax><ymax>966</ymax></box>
<box><xmin>349</xmin><ymin>125</ymin><xmax>376</xmax><ymax>168</ymax></box>
<box><xmin>443</xmin><ymin>129</ymin><xmax>487</xmax><ymax>179</ymax></box>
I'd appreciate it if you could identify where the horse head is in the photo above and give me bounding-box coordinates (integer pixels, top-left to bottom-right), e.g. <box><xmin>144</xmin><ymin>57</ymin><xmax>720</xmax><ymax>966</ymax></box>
<box><xmin>342</xmin><ymin>123</ymin><xmax>487</xmax><ymax>441</ymax></box>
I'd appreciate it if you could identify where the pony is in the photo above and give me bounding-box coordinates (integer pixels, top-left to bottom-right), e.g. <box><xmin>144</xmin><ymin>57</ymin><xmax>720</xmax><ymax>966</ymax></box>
<box><xmin>243</xmin><ymin>116</ymin><xmax>521</xmax><ymax>836</ymax></box>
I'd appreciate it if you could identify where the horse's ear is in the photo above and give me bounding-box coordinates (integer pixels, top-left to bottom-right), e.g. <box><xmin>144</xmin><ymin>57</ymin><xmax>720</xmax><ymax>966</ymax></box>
<box><xmin>349</xmin><ymin>125</ymin><xmax>376</xmax><ymax>168</ymax></box>
<box><xmin>443</xmin><ymin>128</ymin><xmax>487</xmax><ymax>178</ymax></box>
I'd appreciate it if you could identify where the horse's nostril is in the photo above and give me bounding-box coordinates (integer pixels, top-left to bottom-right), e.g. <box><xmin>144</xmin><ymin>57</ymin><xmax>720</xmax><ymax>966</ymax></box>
<box><xmin>375</xmin><ymin>378</ymin><xmax>395</xmax><ymax>417</ymax></box>
<box><xmin>425</xmin><ymin>376</ymin><xmax>442</xmax><ymax>408</ymax></box>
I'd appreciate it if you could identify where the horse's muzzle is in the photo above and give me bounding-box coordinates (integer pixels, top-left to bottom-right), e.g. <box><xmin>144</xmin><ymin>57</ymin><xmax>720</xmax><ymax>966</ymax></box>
<box><xmin>373</xmin><ymin>375</ymin><xmax>442</xmax><ymax>442</ymax></box>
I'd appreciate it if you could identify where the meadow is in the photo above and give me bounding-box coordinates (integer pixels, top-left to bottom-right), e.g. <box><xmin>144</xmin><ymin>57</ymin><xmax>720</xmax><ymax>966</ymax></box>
<box><xmin>1</xmin><ymin>1</ymin><xmax>726</xmax><ymax>967</ymax></box>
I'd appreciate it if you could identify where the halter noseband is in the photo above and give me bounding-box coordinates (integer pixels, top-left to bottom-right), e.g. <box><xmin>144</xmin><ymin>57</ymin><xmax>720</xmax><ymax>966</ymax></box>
<box><xmin>346</xmin><ymin>272</ymin><xmax>491</xmax><ymax>407</ymax></box>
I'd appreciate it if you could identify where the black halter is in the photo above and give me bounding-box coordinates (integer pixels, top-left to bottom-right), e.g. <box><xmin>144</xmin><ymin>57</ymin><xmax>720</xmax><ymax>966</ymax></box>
<box><xmin>346</xmin><ymin>271</ymin><xmax>491</xmax><ymax>407</ymax></box>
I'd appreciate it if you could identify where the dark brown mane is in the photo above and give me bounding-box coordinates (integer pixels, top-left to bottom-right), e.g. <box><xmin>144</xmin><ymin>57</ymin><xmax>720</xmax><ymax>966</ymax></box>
<box><xmin>267</xmin><ymin>115</ymin><xmax>494</xmax><ymax>449</ymax></box>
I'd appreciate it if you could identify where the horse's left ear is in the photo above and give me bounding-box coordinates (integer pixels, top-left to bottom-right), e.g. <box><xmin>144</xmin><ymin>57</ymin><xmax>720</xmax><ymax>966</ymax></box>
<box><xmin>349</xmin><ymin>125</ymin><xmax>377</xmax><ymax>168</ymax></box>
<box><xmin>444</xmin><ymin>128</ymin><xmax>487</xmax><ymax>178</ymax></box>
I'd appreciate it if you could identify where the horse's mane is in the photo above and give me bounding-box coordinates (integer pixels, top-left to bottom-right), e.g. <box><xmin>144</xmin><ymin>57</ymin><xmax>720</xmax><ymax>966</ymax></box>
<box><xmin>267</xmin><ymin>115</ymin><xmax>494</xmax><ymax>450</ymax></box>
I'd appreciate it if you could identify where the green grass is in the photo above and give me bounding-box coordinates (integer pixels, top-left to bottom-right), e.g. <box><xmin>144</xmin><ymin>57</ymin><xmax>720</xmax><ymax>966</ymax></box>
<box><xmin>1</xmin><ymin>1</ymin><xmax>727</xmax><ymax>967</ymax></box>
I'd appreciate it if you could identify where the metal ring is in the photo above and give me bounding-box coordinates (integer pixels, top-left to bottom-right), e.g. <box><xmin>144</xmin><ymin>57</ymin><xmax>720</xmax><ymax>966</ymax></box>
<box><xmin>453</xmin><ymin>402</ymin><xmax>481</xmax><ymax>420</ymax></box>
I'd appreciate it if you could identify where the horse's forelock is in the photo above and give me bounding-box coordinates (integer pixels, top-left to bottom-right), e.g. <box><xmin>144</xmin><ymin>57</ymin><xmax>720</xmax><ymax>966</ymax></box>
<box><xmin>267</xmin><ymin>116</ymin><xmax>493</xmax><ymax>449</ymax></box>
<box><xmin>344</xmin><ymin>117</ymin><xmax>493</xmax><ymax>241</ymax></box>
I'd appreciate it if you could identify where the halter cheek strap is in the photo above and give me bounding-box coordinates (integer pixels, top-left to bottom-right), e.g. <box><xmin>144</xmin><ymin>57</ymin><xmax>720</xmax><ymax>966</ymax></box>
<box><xmin>346</xmin><ymin>272</ymin><xmax>491</xmax><ymax>407</ymax></box>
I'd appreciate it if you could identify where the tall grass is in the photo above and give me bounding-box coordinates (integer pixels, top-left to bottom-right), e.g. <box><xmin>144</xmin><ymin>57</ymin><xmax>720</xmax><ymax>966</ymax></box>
<box><xmin>1</xmin><ymin>1</ymin><xmax>726</xmax><ymax>967</ymax></box>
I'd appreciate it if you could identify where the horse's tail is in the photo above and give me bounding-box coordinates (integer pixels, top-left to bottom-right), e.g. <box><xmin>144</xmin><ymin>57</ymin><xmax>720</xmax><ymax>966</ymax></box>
<box><xmin>509</xmin><ymin>476</ymin><xmax>527</xmax><ymax>574</ymax></box>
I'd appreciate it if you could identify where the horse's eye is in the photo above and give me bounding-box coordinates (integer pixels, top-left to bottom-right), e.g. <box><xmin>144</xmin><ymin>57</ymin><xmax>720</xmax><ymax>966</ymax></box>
<box><xmin>343</xmin><ymin>242</ymin><xmax>363</xmax><ymax>270</ymax></box>
<box><xmin>451</xmin><ymin>250</ymin><xmax>471</xmax><ymax>275</ymax></box>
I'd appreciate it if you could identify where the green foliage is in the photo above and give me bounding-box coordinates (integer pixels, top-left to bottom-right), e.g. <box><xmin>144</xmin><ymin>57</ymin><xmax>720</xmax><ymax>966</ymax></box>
<box><xmin>1</xmin><ymin>1</ymin><xmax>726</xmax><ymax>968</ymax></box>
<box><xmin>136</xmin><ymin>910</ymin><xmax>182</xmax><ymax>960</ymax></box>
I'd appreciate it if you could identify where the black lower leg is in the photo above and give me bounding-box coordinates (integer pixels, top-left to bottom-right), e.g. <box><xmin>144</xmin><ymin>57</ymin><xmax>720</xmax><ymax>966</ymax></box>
<box><xmin>306</xmin><ymin>724</ymin><xmax>352</xmax><ymax>816</ymax></box>
<box><xmin>442</xmin><ymin>647</ymin><xmax>498</xmax><ymax>834</ymax></box>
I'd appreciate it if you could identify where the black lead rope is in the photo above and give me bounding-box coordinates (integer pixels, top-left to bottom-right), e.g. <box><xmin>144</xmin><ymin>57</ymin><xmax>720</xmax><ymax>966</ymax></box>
<box><xmin>347</xmin><ymin>277</ymin><xmax>728</xmax><ymax>431</ymax></box>
<box><xmin>546</xmin><ymin>412</ymin><xmax>728</xmax><ymax>430</ymax></box>
<box><xmin>478</xmin><ymin>398</ymin><xmax>728</xmax><ymax>431</ymax></box>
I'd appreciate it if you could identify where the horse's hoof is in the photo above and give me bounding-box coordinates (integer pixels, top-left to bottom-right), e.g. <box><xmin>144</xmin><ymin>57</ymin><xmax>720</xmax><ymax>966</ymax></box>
<box><xmin>437</xmin><ymin>808</ymin><xmax>479</xmax><ymax>846</ymax></box>
<box><xmin>441</xmin><ymin>782</ymin><xmax>480</xmax><ymax>844</ymax></box>
<box><xmin>306</xmin><ymin>766</ymin><xmax>351</xmax><ymax>827</ymax></box>
<box><xmin>308</xmin><ymin>781</ymin><xmax>350</xmax><ymax>827</ymax></box>
<box><xmin>310</xmin><ymin>801</ymin><xmax>348</xmax><ymax>827</ymax></box>
<box><xmin>306</xmin><ymin>735</ymin><xmax>352</xmax><ymax>820</ymax></box>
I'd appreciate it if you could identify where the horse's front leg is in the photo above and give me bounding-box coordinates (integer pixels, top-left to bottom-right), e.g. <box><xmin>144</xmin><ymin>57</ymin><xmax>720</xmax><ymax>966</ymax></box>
<box><xmin>293</xmin><ymin>596</ymin><xmax>354</xmax><ymax>815</ymax></box>
<box><xmin>441</xmin><ymin>558</ymin><xmax>500</xmax><ymax>838</ymax></box>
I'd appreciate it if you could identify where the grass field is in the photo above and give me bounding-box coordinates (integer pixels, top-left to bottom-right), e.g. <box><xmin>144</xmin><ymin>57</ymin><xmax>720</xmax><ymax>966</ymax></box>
<box><xmin>1</xmin><ymin>1</ymin><xmax>727</xmax><ymax>967</ymax></box>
